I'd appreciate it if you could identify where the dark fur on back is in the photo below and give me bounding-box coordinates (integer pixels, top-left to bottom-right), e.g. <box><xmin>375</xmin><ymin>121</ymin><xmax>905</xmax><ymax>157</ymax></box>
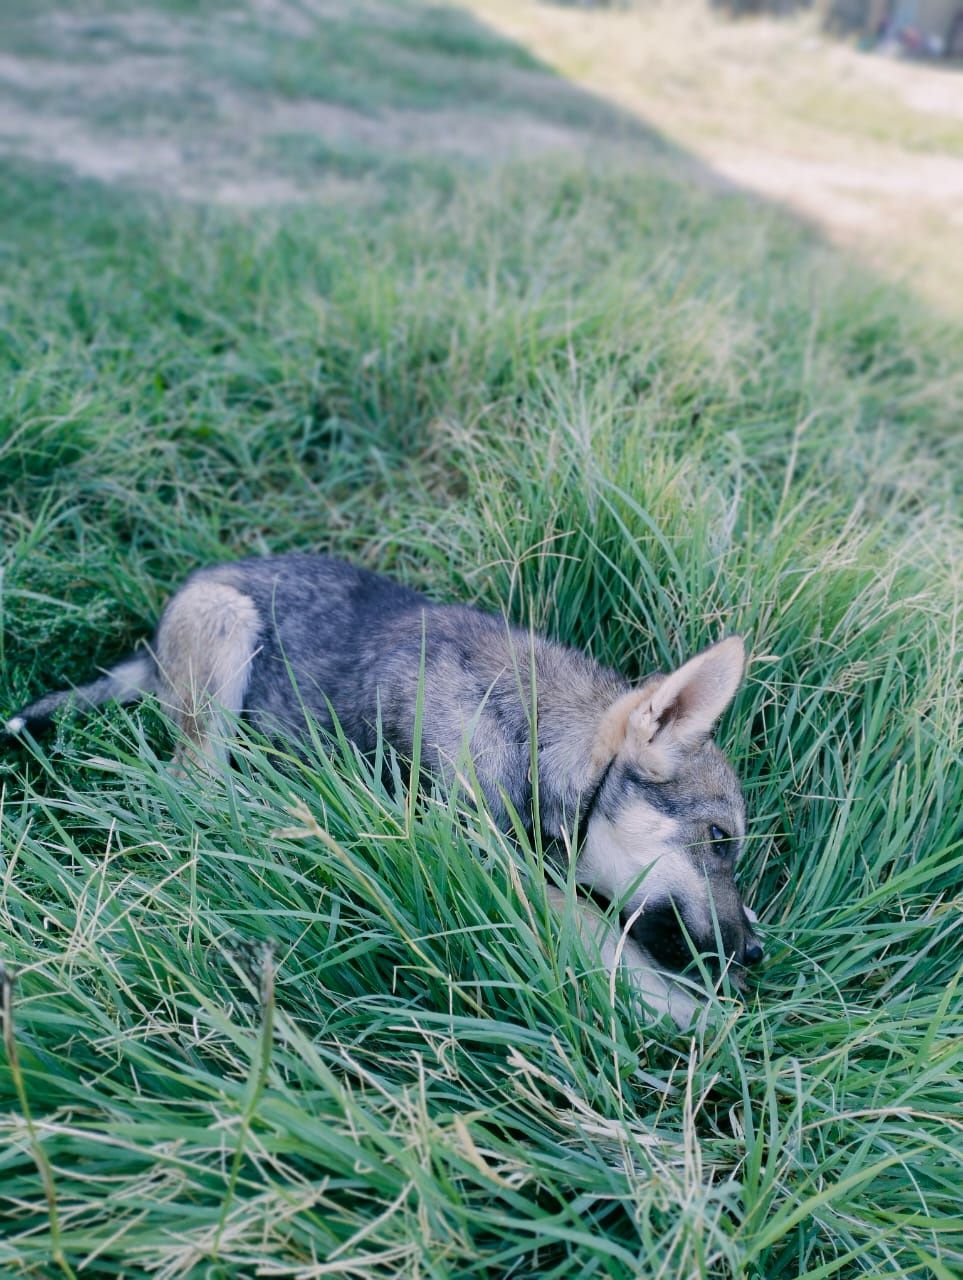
<box><xmin>201</xmin><ymin>555</ymin><xmax>628</xmax><ymax>833</ymax></box>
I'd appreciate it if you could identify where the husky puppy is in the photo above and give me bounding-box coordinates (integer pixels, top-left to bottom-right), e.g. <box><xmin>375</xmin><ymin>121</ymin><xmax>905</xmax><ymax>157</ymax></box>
<box><xmin>7</xmin><ymin>554</ymin><xmax>761</xmax><ymax>1023</ymax></box>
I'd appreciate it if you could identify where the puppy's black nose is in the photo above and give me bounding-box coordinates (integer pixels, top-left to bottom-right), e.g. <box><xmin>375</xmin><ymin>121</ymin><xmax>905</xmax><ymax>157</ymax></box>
<box><xmin>743</xmin><ymin>939</ymin><xmax>763</xmax><ymax>966</ymax></box>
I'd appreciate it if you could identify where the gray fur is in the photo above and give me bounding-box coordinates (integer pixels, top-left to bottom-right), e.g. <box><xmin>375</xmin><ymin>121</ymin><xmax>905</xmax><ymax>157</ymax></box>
<box><xmin>5</xmin><ymin>654</ymin><xmax>156</xmax><ymax>731</ymax></box>
<box><xmin>7</xmin><ymin>553</ymin><xmax>761</xmax><ymax>1024</ymax></box>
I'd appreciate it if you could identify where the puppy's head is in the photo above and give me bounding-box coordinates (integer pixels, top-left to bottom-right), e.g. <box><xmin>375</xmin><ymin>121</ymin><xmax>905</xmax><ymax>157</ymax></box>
<box><xmin>576</xmin><ymin>637</ymin><xmax>761</xmax><ymax>976</ymax></box>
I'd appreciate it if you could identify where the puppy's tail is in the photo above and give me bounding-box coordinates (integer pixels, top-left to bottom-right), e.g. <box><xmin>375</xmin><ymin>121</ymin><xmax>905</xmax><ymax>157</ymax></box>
<box><xmin>5</xmin><ymin>653</ymin><xmax>157</xmax><ymax>736</ymax></box>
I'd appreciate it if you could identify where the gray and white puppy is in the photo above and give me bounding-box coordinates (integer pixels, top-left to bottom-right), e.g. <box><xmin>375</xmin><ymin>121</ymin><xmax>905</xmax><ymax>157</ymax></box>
<box><xmin>7</xmin><ymin>554</ymin><xmax>761</xmax><ymax>1022</ymax></box>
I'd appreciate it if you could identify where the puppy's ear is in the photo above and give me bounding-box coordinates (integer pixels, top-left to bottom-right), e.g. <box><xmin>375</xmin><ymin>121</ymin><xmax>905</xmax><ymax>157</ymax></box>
<box><xmin>649</xmin><ymin>635</ymin><xmax>745</xmax><ymax>738</ymax></box>
<box><xmin>590</xmin><ymin>637</ymin><xmax>744</xmax><ymax>783</ymax></box>
<box><xmin>591</xmin><ymin>637</ymin><xmax>745</xmax><ymax>780</ymax></box>
<box><xmin>626</xmin><ymin>637</ymin><xmax>745</xmax><ymax>779</ymax></box>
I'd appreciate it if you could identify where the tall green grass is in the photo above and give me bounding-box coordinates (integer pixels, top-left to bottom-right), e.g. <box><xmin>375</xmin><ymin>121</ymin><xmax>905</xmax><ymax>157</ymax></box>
<box><xmin>1</xmin><ymin>8</ymin><xmax>962</xmax><ymax>1274</ymax></box>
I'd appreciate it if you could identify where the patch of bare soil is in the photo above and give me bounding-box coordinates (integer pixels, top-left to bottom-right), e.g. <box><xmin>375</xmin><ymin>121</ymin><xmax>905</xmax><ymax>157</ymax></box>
<box><xmin>464</xmin><ymin>0</ymin><xmax>963</xmax><ymax>313</ymax></box>
<box><xmin>826</xmin><ymin>43</ymin><xmax>963</xmax><ymax>122</ymax></box>
<box><xmin>0</xmin><ymin>103</ymin><xmax>183</xmax><ymax>185</ymax></box>
<box><xmin>261</xmin><ymin>96</ymin><xmax>584</xmax><ymax>158</ymax></box>
<box><xmin>710</xmin><ymin>146</ymin><xmax>963</xmax><ymax>229</ymax></box>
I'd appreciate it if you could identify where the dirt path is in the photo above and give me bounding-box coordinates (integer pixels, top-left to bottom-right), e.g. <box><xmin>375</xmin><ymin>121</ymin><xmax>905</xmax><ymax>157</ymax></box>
<box><xmin>466</xmin><ymin>0</ymin><xmax>963</xmax><ymax>314</ymax></box>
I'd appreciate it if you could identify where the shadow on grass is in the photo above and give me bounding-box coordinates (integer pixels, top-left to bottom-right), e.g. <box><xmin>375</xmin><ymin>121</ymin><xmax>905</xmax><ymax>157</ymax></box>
<box><xmin>0</xmin><ymin>0</ymin><xmax>704</xmax><ymax>201</ymax></box>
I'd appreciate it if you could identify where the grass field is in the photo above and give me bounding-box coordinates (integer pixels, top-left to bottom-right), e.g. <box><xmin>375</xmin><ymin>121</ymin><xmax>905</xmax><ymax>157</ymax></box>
<box><xmin>1</xmin><ymin>1</ymin><xmax>962</xmax><ymax>1277</ymax></box>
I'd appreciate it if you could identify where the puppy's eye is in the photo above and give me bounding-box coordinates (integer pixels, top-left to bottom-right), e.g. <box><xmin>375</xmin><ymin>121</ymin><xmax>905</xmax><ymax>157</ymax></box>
<box><xmin>709</xmin><ymin>824</ymin><xmax>732</xmax><ymax>852</ymax></box>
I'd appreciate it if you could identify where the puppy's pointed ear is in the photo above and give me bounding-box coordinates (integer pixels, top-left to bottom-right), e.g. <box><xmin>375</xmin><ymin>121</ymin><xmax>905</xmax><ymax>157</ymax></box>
<box><xmin>625</xmin><ymin>636</ymin><xmax>745</xmax><ymax>780</ymax></box>
<box><xmin>590</xmin><ymin>637</ymin><xmax>746</xmax><ymax>782</ymax></box>
<box><xmin>648</xmin><ymin>636</ymin><xmax>745</xmax><ymax>739</ymax></box>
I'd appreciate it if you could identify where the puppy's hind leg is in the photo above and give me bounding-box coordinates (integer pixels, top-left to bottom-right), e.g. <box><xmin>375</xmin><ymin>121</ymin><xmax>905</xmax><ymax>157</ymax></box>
<box><xmin>153</xmin><ymin>580</ymin><xmax>261</xmax><ymax>774</ymax></box>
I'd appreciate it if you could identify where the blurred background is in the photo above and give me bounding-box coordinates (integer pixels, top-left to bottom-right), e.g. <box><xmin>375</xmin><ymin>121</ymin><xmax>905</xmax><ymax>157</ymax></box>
<box><xmin>2</xmin><ymin>0</ymin><xmax>961</xmax><ymax>314</ymax></box>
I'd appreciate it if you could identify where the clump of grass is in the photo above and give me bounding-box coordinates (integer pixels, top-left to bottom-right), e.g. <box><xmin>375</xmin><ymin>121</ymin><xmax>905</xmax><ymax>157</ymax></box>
<box><xmin>1</xmin><ymin>5</ymin><xmax>962</xmax><ymax>1277</ymax></box>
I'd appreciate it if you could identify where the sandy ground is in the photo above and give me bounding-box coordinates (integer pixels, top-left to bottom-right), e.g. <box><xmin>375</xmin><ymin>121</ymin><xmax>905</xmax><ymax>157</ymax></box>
<box><xmin>466</xmin><ymin>0</ymin><xmax>963</xmax><ymax>314</ymax></box>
